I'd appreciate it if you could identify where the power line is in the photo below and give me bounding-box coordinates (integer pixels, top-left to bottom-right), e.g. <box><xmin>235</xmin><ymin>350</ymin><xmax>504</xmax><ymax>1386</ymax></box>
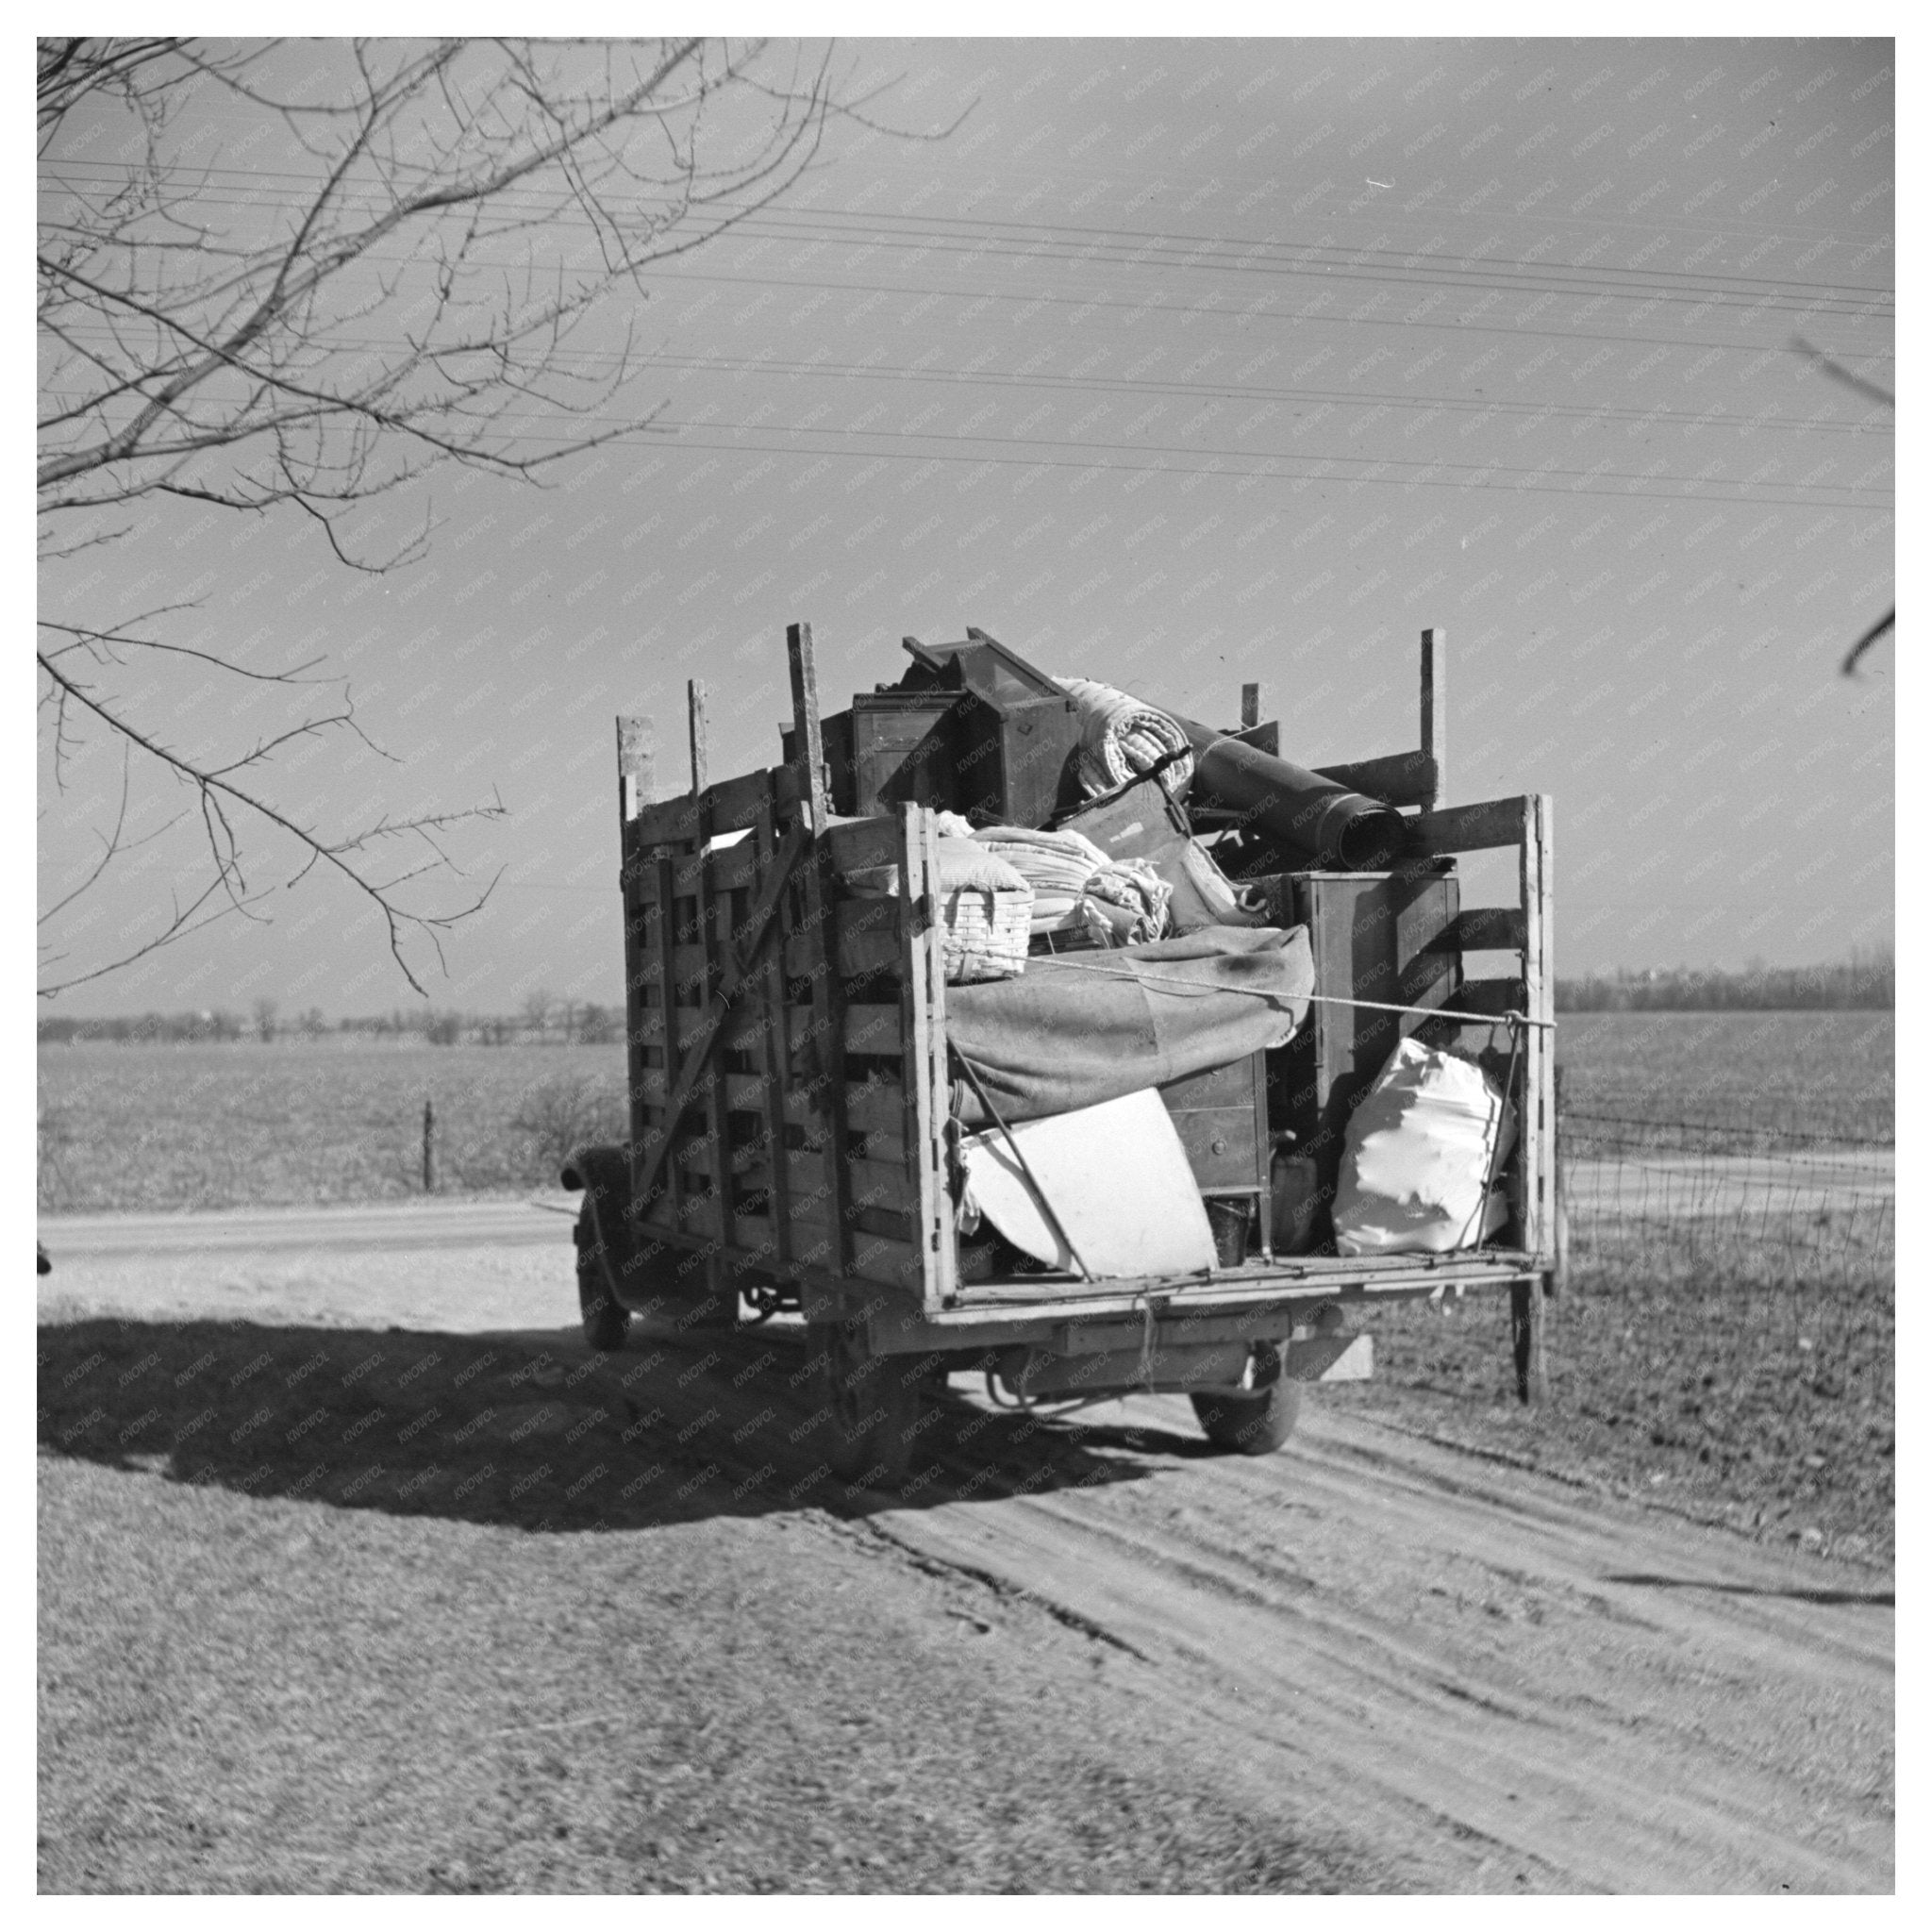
<box><xmin>45</xmin><ymin>325</ymin><xmax>1895</xmax><ymax>438</ymax></box>
<box><xmin>39</xmin><ymin>330</ymin><xmax>1894</xmax><ymax>502</ymax></box>
<box><xmin>657</xmin><ymin>414</ymin><xmax>1892</xmax><ymax>497</ymax></box>
<box><xmin>38</xmin><ymin>165</ymin><xmax>1899</xmax><ymax>305</ymax></box>
<box><xmin>564</xmin><ymin>426</ymin><xmax>1895</xmax><ymax>509</ymax></box>
<box><xmin>37</xmin><ymin>179</ymin><xmax>1896</xmax><ymax>326</ymax></box>
<box><xmin>42</xmin><ymin>251</ymin><xmax>1898</xmax><ymax>363</ymax></box>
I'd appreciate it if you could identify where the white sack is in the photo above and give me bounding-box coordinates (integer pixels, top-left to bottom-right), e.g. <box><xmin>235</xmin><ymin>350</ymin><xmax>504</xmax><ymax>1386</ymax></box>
<box><xmin>1332</xmin><ymin>1036</ymin><xmax>1514</xmax><ymax>1257</ymax></box>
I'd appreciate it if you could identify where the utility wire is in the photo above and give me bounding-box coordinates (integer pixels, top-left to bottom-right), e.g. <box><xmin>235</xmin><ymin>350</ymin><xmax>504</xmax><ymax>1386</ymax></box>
<box><xmin>46</xmin><ymin>325</ymin><xmax>1895</xmax><ymax>439</ymax></box>
<box><xmin>40</xmin><ymin>254</ymin><xmax>1897</xmax><ymax>363</ymax></box>
<box><xmin>37</xmin><ymin>189</ymin><xmax>1894</xmax><ymax>325</ymax></box>
<box><xmin>38</xmin><ymin>166</ymin><xmax>1899</xmax><ymax>305</ymax></box>
<box><xmin>575</xmin><ymin>428</ymin><xmax>1893</xmax><ymax>508</ymax></box>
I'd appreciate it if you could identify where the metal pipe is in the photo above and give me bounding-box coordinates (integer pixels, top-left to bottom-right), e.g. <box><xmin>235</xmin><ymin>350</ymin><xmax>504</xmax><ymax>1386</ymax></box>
<box><xmin>1168</xmin><ymin>713</ymin><xmax>1407</xmax><ymax>869</ymax></box>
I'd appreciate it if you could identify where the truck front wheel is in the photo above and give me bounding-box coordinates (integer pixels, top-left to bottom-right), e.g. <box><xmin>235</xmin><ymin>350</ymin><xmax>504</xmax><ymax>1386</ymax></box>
<box><xmin>809</xmin><ymin>1320</ymin><xmax>921</xmax><ymax>1493</ymax></box>
<box><xmin>1191</xmin><ymin>1342</ymin><xmax>1303</xmax><ymax>1456</ymax></box>
<box><xmin>575</xmin><ymin>1206</ymin><xmax>632</xmax><ymax>1352</ymax></box>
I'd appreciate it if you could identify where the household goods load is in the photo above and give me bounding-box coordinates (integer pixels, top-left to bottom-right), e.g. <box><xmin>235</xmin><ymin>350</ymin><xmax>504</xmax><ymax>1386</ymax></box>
<box><xmin>945</xmin><ymin>924</ymin><xmax>1314</xmax><ymax>1125</ymax></box>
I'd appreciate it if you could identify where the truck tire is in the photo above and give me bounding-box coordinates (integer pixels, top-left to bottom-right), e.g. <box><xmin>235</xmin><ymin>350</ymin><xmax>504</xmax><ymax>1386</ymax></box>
<box><xmin>809</xmin><ymin>1320</ymin><xmax>920</xmax><ymax>1493</ymax></box>
<box><xmin>563</xmin><ymin>1142</ymin><xmax>736</xmax><ymax>1338</ymax></box>
<box><xmin>1191</xmin><ymin>1342</ymin><xmax>1302</xmax><ymax>1456</ymax></box>
<box><xmin>575</xmin><ymin>1204</ymin><xmax>631</xmax><ymax>1353</ymax></box>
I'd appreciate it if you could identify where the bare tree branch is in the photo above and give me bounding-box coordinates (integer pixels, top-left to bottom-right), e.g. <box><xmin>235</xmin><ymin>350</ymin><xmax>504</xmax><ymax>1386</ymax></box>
<box><xmin>38</xmin><ymin>36</ymin><xmax>900</xmax><ymax>997</ymax></box>
<box><xmin>1790</xmin><ymin>338</ymin><xmax>1895</xmax><ymax>677</ymax></box>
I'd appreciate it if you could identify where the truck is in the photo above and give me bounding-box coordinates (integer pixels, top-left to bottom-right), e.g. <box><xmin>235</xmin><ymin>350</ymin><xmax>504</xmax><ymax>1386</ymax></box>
<box><xmin>563</xmin><ymin>620</ymin><xmax>1555</xmax><ymax>1491</ymax></box>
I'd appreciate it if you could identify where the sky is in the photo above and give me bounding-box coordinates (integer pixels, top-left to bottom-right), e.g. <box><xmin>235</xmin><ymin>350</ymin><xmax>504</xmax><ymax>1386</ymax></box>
<box><xmin>36</xmin><ymin>35</ymin><xmax>1895</xmax><ymax>1018</ymax></box>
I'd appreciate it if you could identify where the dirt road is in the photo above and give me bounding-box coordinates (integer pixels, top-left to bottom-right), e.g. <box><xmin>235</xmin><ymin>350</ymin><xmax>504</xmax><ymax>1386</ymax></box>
<box><xmin>38</xmin><ymin>1202</ymin><xmax>1893</xmax><ymax>1893</ymax></box>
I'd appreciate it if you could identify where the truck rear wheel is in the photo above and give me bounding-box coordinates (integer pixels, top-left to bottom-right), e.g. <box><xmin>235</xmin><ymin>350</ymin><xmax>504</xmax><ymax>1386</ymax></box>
<box><xmin>809</xmin><ymin>1321</ymin><xmax>921</xmax><ymax>1492</ymax></box>
<box><xmin>1191</xmin><ymin>1342</ymin><xmax>1303</xmax><ymax>1456</ymax></box>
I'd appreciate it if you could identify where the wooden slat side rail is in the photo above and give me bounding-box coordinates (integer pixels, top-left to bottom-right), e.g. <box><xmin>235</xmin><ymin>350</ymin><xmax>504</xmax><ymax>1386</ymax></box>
<box><xmin>1308</xmin><ymin>749</ymin><xmax>1440</xmax><ymax>809</ymax></box>
<box><xmin>632</xmin><ymin>1001</ymin><xmax>770</xmax><ymax>1052</ymax></box>
<box><xmin>633</xmin><ymin>1000</ymin><xmax>900</xmax><ymax>1058</ymax></box>
<box><xmin>703</xmin><ymin>770</ymin><xmax>771</xmax><ymax>833</ymax></box>
<box><xmin>634</xmin><ymin>944</ymin><xmax>744</xmax><ymax>1005</ymax></box>
<box><xmin>784</xmin><ymin>1152</ymin><xmax>919</xmax><ymax>1216</ymax></box>
<box><xmin>1443</xmin><ymin>905</ymin><xmax>1528</xmax><ymax>953</ymax></box>
<box><xmin>781</xmin><ymin>900</ymin><xmax>904</xmax><ymax>980</ymax></box>
<box><xmin>836</xmin><ymin>898</ymin><xmax>902</xmax><ymax>946</ymax></box>
<box><xmin>636</xmin><ymin>919</ymin><xmax>909</xmax><ymax>1009</ymax></box>
<box><xmin>631</xmin><ymin>763</ymin><xmax>845</xmax><ymax>852</ymax></box>
<box><xmin>902</xmin><ymin>804</ymin><xmax>955</xmax><ymax>1310</ymax></box>
<box><xmin>636</xmin><ymin>1072</ymin><xmax>904</xmax><ymax>1138</ymax></box>
<box><xmin>1409</xmin><ymin>794</ymin><xmax>1528</xmax><ymax>856</ymax></box>
<box><xmin>1453</xmin><ymin>977</ymin><xmax>1530</xmax><ymax>1019</ymax></box>
<box><xmin>666</xmin><ymin>1144</ymin><xmax>915</xmax><ymax>1210</ymax></box>
<box><xmin>791</xmin><ymin>1232</ymin><xmax>927</xmax><ymax>1296</ymax></box>
<box><xmin>628</xmin><ymin>793</ymin><xmax>703</xmax><ymax>849</ymax></box>
<box><xmin>635</xmin><ymin>1208</ymin><xmax>929</xmax><ymax>1299</ymax></box>
<box><xmin>625</xmin><ymin>842</ymin><xmax>760</xmax><ymax>903</ymax></box>
<box><xmin>788</xmin><ymin>929</ymin><xmax>902</xmax><ymax>981</ymax></box>
<box><xmin>629</xmin><ymin>819</ymin><xmax>809</xmax><ymax>1218</ymax></box>
<box><xmin>771</xmin><ymin>760</ymin><xmax>813</xmax><ymax>811</ymax></box>
<box><xmin>789</xmin><ymin>619</ymin><xmax>852</xmax><ymax>1275</ymax></box>
<box><xmin>824</xmin><ymin>815</ymin><xmax>901</xmax><ymax>874</ymax></box>
<box><xmin>842</xmin><ymin>1002</ymin><xmax>904</xmax><ymax>1058</ymax></box>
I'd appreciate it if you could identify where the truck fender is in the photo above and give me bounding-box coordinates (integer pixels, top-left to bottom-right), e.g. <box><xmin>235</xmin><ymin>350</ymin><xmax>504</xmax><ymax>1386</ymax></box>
<box><xmin>561</xmin><ymin>1142</ymin><xmax>634</xmax><ymax>1301</ymax></box>
<box><xmin>561</xmin><ymin>1144</ymin><xmax>693</xmax><ymax>1320</ymax></box>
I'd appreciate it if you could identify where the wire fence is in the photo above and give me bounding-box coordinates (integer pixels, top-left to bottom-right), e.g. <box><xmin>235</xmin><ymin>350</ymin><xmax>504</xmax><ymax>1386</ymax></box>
<box><xmin>1557</xmin><ymin>1107</ymin><xmax>1895</xmax><ymax>1353</ymax></box>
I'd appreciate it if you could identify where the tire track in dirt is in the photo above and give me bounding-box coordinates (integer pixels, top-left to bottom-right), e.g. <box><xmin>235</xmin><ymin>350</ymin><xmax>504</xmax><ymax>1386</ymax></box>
<box><xmin>37</xmin><ymin>1204</ymin><xmax>1892</xmax><ymax>1894</ymax></box>
<box><xmin>864</xmin><ymin>1398</ymin><xmax>1893</xmax><ymax>1893</ymax></box>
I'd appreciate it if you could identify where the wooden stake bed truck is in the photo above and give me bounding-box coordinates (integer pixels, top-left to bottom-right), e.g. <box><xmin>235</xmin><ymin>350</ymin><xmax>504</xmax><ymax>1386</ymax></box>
<box><xmin>564</xmin><ymin>622</ymin><xmax>1555</xmax><ymax>1490</ymax></box>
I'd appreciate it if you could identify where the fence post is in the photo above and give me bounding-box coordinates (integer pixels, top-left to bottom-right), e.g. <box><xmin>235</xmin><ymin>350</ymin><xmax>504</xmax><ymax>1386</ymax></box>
<box><xmin>1551</xmin><ymin>1064</ymin><xmax>1569</xmax><ymax>1299</ymax></box>
<box><xmin>1511</xmin><ymin>1278</ymin><xmax>1547</xmax><ymax>1407</ymax></box>
<box><xmin>423</xmin><ymin>1099</ymin><xmax>438</xmax><ymax>1194</ymax></box>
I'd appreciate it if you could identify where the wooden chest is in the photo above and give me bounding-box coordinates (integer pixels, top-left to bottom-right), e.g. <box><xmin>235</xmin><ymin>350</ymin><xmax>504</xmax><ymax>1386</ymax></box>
<box><xmin>1158</xmin><ymin>1049</ymin><xmax>1270</xmax><ymax>1236</ymax></box>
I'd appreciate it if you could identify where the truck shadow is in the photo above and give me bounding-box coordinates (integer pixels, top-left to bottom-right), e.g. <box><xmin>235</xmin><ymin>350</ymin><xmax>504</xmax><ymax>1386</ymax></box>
<box><xmin>38</xmin><ymin>1317</ymin><xmax>1188</xmax><ymax>1533</ymax></box>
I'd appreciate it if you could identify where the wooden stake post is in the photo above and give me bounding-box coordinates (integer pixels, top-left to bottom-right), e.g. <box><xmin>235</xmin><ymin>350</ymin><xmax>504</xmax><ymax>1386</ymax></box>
<box><xmin>787</xmin><ymin>622</ymin><xmax>853</xmax><ymax>1277</ymax></box>
<box><xmin>688</xmin><ymin>678</ymin><xmax>732</xmax><ymax>1310</ymax></box>
<box><xmin>1420</xmin><ymin>626</ymin><xmax>1446</xmax><ymax>812</ymax></box>
<box><xmin>615</xmin><ymin>715</ymin><xmax>656</xmax><ymax>1184</ymax></box>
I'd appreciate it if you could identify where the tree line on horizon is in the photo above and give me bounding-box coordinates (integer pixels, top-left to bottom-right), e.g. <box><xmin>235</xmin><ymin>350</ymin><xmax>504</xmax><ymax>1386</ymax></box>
<box><xmin>37</xmin><ymin>991</ymin><xmax>625</xmax><ymax>1047</ymax></box>
<box><xmin>38</xmin><ymin>958</ymin><xmax>1894</xmax><ymax>1045</ymax></box>
<box><xmin>1554</xmin><ymin>957</ymin><xmax>1892</xmax><ymax>1013</ymax></box>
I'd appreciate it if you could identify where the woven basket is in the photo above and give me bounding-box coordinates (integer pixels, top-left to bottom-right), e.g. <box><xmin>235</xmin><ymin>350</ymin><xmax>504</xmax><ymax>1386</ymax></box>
<box><xmin>941</xmin><ymin>886</ymin><xmax>1031</xmax><ymax>983</ymax></box>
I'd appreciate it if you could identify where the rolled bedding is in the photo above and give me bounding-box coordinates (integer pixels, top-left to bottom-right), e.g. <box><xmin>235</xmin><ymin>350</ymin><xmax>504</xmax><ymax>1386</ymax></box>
<box><xmin>963</xmin><ymin>822</ymin><xmax>1169</xmax><ymax>941</ymax></box>
<box><xmin>1058</xmin><ymin>676</ymin><xmax>1195</xmax><ymax>801</ymax></box>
